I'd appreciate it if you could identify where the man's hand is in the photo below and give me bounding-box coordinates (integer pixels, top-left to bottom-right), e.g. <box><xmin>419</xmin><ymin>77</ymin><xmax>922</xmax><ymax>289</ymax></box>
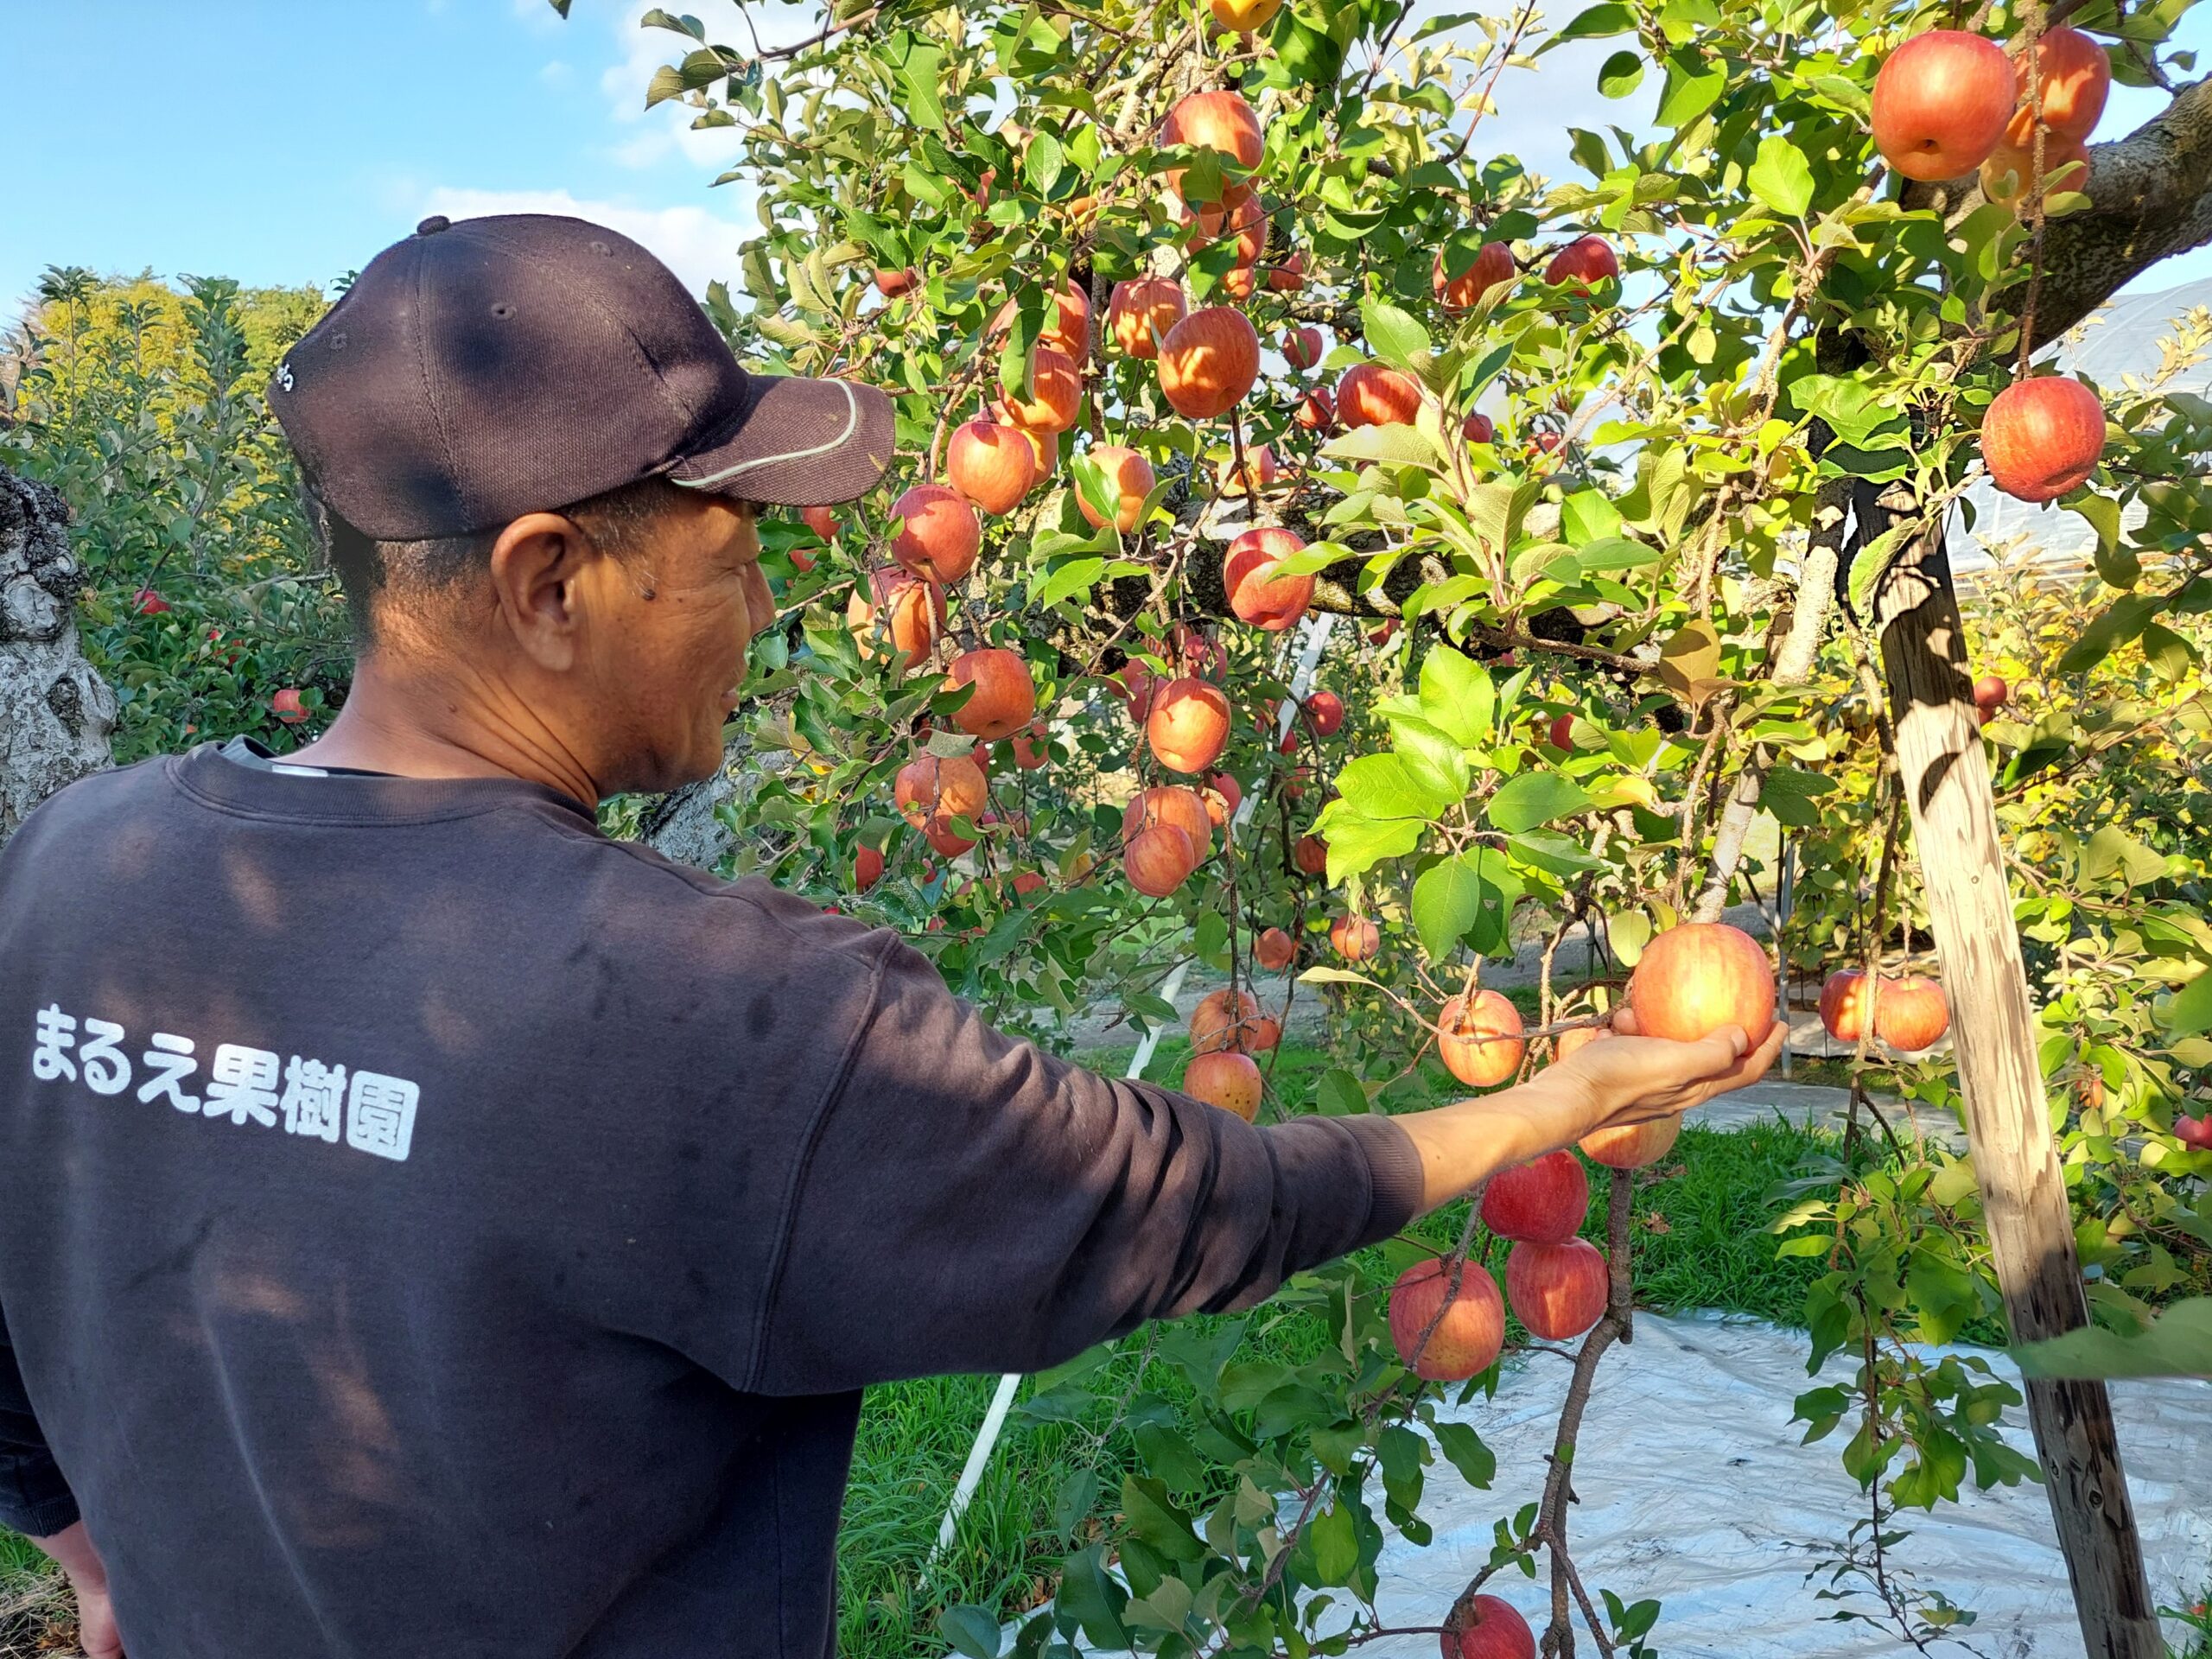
<box><xmin>1398</xmin><ymin>1006</ymin><xmax>1785</xmax><ymax>1211</ymax></box>
<box><xmin>1546</xmin><ymin>1007</ymin><xmax>1787</xmax><ymax>1141</ymax></box>
<box><xmin>30</xmin><ymin>1521</ymin><xmax>124</xmax><ymax>1659</ymax></box>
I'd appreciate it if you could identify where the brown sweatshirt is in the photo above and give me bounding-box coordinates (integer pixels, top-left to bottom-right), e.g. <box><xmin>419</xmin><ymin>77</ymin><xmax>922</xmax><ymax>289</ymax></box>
<box><xmin>0</xmin><ymin>742</ymin><xmax>1422</xmax><ymax>1657</ymax></box>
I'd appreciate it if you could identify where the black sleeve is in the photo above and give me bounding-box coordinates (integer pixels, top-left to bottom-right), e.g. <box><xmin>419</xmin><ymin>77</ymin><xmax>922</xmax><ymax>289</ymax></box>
<box><xmin>0</xmin><ymin>1301</ymin><xmax>76</xmax><ymax>1539</ymax></box>
<box><xmin>750</xmin><ymin>931</ymin><xmax>1425</xmax><ymax>1394</ymax></box>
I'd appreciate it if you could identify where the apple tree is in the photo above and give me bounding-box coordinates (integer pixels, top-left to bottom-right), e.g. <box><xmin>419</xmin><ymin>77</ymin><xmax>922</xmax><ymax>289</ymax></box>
<box><xmin>581</xmin><ymin>0</ymin><xmax>2212</xmax><ymax>1651</ymax></box>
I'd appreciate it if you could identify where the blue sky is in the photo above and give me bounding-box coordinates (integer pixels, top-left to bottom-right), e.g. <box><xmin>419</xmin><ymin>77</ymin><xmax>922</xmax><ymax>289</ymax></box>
<box><xmin>7</xmin><ymin>0</ymin><xmax>2209</xmax><ymax>319</ymax></box>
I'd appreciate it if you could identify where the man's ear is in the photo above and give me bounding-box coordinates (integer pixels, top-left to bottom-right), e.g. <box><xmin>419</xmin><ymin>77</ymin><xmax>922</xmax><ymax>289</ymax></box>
<box><xmin>486</xmin><ymin>512</ymin><xmax>596</xmax><ymax>671</ymax></box>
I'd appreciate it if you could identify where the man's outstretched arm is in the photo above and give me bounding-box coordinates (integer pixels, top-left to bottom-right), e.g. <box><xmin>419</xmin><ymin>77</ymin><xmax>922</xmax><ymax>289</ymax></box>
<box><xmin>752</xmin><ymin>930</ymin><xmax>1780</xmax><ymax>1394</ymax></box>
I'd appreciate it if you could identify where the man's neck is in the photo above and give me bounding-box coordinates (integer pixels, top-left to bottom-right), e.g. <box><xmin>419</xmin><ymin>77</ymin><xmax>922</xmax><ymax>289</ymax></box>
<box><xmin>287</xmin><ymin>654</ymin><xmax>602</xmax><ymax>808</ymax></box>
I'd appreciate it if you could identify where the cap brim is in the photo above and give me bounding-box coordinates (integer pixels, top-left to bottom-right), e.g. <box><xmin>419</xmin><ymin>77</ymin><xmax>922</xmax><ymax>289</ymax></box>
<box><xmin>668</xmin><ymin>374</ymin><xmax>896</xmax><ymax>507</ymax></box>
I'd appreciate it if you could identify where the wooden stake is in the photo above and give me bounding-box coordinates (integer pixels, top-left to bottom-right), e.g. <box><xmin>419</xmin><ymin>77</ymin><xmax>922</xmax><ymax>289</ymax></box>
<box><xmin>1872</xmin><ymin>524</ymin><xmax>2161</xmax><ymax>1658</ymax></box>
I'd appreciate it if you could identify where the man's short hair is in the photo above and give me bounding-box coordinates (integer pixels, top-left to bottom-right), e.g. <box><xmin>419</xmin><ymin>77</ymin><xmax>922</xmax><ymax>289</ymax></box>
<box><xmin>306</xmin><ymin>474</ymin><xmax>693</xmax><ymax>647</ymax></box>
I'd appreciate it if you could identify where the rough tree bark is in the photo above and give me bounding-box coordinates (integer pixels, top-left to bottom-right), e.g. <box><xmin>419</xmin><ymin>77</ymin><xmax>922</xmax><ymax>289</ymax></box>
<box><xmin>1872</xmin><ymin>522</ymin><xmax>2162</xmax><ymax>1659</ymax></box>
<box><xmin>0</xmin><ymin>467</ymin><xmax>115</xmax><ymax>840</ymax></box>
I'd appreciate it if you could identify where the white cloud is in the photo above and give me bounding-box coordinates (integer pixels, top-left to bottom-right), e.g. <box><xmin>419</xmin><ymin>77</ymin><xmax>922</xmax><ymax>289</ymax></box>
<box><xmin>599</xmin><ymin>3</ymin><xmax>742</xmax><ymax>172</ymax></box>
<box><xmin>416</xmin><ymin>187</ymin><xmax>747</xmax><ymax>292</ymax></box>
<box><xmin>539</xmin><ymin>59</ymin><xmax>573</xmax><ymax>86</ymax></box>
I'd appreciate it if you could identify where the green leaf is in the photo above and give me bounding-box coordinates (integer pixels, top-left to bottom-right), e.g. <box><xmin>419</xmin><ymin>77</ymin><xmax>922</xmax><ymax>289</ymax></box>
<box><xmin>1574</xmin><ymin>535</ymin><xmax>1659</xmax><ymax>572</ymax></box>
<box><xmin>1307</xmin><ymin>1500</ymin><xmax>1359</xmax><ymax>1582</ymax></box>
<box><xmin>939</xmin><ymin>1605</ymin><xmax>1005</xmax><ymax>1659</ymax></box>
<box><xmin>1312</xmin><ymin>806</ymin><xmax>1425</xmax><ymax>877</ymax></box>
<box><xmin>1748</xmin><ymin>136</ymin><xmax>1815</xmax><ymax>218</ymax></box>
<box><xmin>1034</xmin><ymin>553</ymin><xmax>1109</xmax><ymax>607</ymax></box>
<box><xmin>1608</xmin><ymin>910</ymin><xmax>1652</xmax><ymax>966</ymax></box>
<box><xmin>1323</xmin><ymin>423</ymin><xmax>1440</xmax><ymax>469</ymax></box>
<box><xmin>1361</xmin><ymin>298</ymin><xmax>1431</xmax><ymax>370</ymax></box>
<box><xmin>1267</xmin><ymin>6</ymin><xmax>1345</xmax><ymax>85</ymax></box>
<box><xmin>1132</xmin><ymin>1421</ymin><xmax>1210</xmax><ymax>1492</ymax></box>
<box><xmin>2164</xmin><ymin>969</ymin><xmax>2212</xmax><ymax>1038</ymax></box>
<box><xmin>1413</xmin><ymin>849</ymin><xmax>1522</xmax><ymax>959</ymax></box>
<box><xmin>1024</xmin><ymin>131</ymin><xmax>1065</xmax><ymax>196</ymax></box>
<box><xmin>1315</xmin><ymin>1067</ymin><xmax>1368</xmax><ymax>1116</ymax></box>
<box><xmin>1337</xmin><ymin>752</ymin><xmax>1461</xmax><ymax>821</ymax></box>
<box><xmin>1055</xmin><ymin>1546</ymin><xmax>1130</xmax><ymax>1647</ymax></box>
<box><xmin>895</xmin><ymin>35</ymin><xmax>948</xmax><ymax>130</ymax></box>
<box><xmin>1758</xmin><ymin>766</ymin><xmax>1839</xmax><ymax>830</ymax></box>
<box><xmin>1121</xmin><ymin>1475</ymin><xmax>1207</xmax><ymax>1561</ymax></box>
<box><xmin>1419</xmin><ymin>648</ymin><xmax>1494</xmax><ymax>747</ymax></box>
<box><xmin>1488</xmin><ymin>771</ymin><xmax>1593</xmax><ymax>835</ymax></box>
<box><xmin>2069</xmin><ymin>493</ymin><xmax>2135</xmax><ymax>588</ymax></box>
<box><xmin>2015</xmin><ymin>1297</ymin><xmax>2212</xmax><ymax>1379</ymax></box>
<box><xmin>1596</xmin><ymin>49</ymin><xmax>1645</xmax><ymax>96</ymax></box>
<box><xmin>1389</xmin><ymin>714</ymin><xmax>1471</xmax><ymax>805</ymax></box>
<box><xmin>1654</xmin><ymin>48</ymin><xmax>1726</xmax><ymax>128</ymax></box>
<box><xmin>1554</xmin><ymin>3</ymin><xmax>1637</xmax><ymax>39</ymax></box>
<box><xmin>644</xmin><ymin>63</ymin><xmax>689</xmax><ymax>108</ymax></box>
<box><xmin>1560</xmin><ymin>488</ymin><xmax>1623</xmax><ymax>544</ymax></box>
<box><xmin>1506</xmin><ymin>830</ymin><xmax>1601</xmax><ymax>877</ymax></box>
<box><xmin>1433</xmin><ymin>1420</ymin><xmax>1496</xmax><ymax>1486</ymax></box>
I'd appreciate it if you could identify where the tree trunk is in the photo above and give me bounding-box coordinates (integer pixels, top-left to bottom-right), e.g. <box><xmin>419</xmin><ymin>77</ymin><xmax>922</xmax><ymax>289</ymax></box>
<box><xmin>1871</xmin><ymin>521</ymin><xmax>2161</xmax><ymax>1659</ymax></box>
<box><xmin>0</xmin><ymin>467</ymin><xmax>114</xmax><ymax>840</ymax></box>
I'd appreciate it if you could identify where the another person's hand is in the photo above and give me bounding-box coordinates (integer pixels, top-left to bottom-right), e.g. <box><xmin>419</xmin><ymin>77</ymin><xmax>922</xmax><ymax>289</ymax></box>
<box><xmin>31</xmin><ymin>1521</ymin><xmax>124</xmax><ymax>1659</ymax></box>
<box><xmin>1545</xmin><ymin>1007</ymin><xmax>1785</xmax><ymax>1142</ymax></box>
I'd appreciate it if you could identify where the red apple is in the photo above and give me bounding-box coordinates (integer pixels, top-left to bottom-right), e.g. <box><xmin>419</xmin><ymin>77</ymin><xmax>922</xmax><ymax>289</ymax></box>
<box><xmin>889</xmin><ymin>485</ymin><xmax>982</xmax><ymax>584</ymax></box>
<box><xmin>1268</xmin><ymin>250</ymin><xmax>1308</xmax><ymax>292</ymax></box>
<box><xmin>1876</xmin><ymin>975</ymin><xmax>1951</xmax><ymax>1051</ymax></box>
<box><xmin>1442</xmin><ymin>1593</ymin><xmax>1535</xmax><ymax>1659</ymax></box>
<box><xmin>800</xmin><ymin>504</ymin><xmax>838</xmax><ymax>542</ymax></box>
<box><xmin>1974</xmin><ymin>674</ymin><xmax>2011</xmax><ymax>711</ymax></box>
<box><xmin>1191</xmin><ymin>987</ymin><xmax>1261</xmax><ymax>1054</ymax></box>
<box><xmin>1337</xmin><ymin>362</ymin><xmax>1423</xmax><ymax>428</ymax></box>
<box><xmin>1505</xmin><ymin>1237</ymin><xmax>1608</xmax><ymax>1341</ymax></box>
<box><xmin>1438</xmin><ymin>989</ymin><xmax>1526</xmax><ymax>1088</ymax></box>
<box><xmin>1159</xmin><ymin>307</ymin><xmax>1262</xmax><ymax>419</ymax></box>
<box><xmin>1147</xmin><ymin>677</ymin><xmax>1232</xmax><ymax>772</ymax></box>
<box><xmin>1820</xmin><ymin>969</ymin><xmax>1877</xmax><ymax>1042</ymax></box>
<box><xmin>1627</xmin><ymin>922</ymin><xmax>1777</xmax><ymax>1046</ymax></box>
<box><xmin>1294</xmin><ymin>385</ymin><xmax>1337</xmax><ymax>433</ymax></box>
<box><xmin>1541</xmin><ymin>235</ymin><xmax>1618</xmax><ymax>293</ymax></box>
<box><xmin>1183</xmin><ymin>1049</ymin><xmax>1262</xmax><ymax>1120</ymax></box>
<box><xmin>1433</xmin><ymin>241</ymin><xmax>1516</xmax><ymax>311</ymax></box>
<box><xmin>945</xmin><ymin>648</ymin><xmax>1037</xmax><ymax>741</ymax></box>
<box><xmin>1159</xmin><ymin>89</ymin><xmax>1264</xmax><ymax>205</ymax></box>
<box><xmin>1123</xmin><ymin>823</ymin><xmax>1198</xmax><ymax>897</ymax></box>
<box><xmin>1580</xmin><ymin>1115</ymin><xmax>1681</xmax><ymax>1170</ymax></box>
<box><xmin>1480</xmin><ymin>1148</ymin><xmax>1589</xmax><ymax>1244</ymax></box>
<box><xmin>1284</xmin><ymin>325</ymin><xmax>1323</xmax><ymax>371</ymax></box>
<box><xmin>854</xmin><ymin>845</ymin><xmax>885</xmax><ymax>893</ymax></box>
<box><xmin>847</xmin><ymin>566</ymin><xmax>946</xmax><ymax>672</ymax></box>
<box><xmin>1002</xmin><ymin>345</ymin><xmax>1084</xmax><ymax>433</ymax></box>
<box><xmin>2175</xmin><ymin>1113</ymin><xmax>2212</xmax><ymax>1151</ymax></box>
<box><xmin>1224</xmin><ymin>525</ymin><xmax>1315</xmax><ymax>632</ymax></box>
<box><xmin>1201</xmin><ymin>771</ymin><xmax>1242</xmax><ymax>826</ymax></box>
<box><xmin>2006</xmin><ymin>26</ymin><xmax>2110</xmax><ymax>144</ymax></box>
<box><xmin>1306</xmin><ymin>690</ymin><xmax>1344</xmax><ymax>736</ymax></box>
<box><xmin>1011</xmin><ymin>720</ymin><xmax>1051</xmax><ymax>770</ymax></box>
<box><xmin>1547</xmin><ymin>713</ymin><xmax>1574</xmax><ymax>751</ymax></box>
<box><xmin>894</xmin><ymin>751</ymin><xmax>989</xmax><ymax>834</ymax></box>
<box><xmin>1041</xmin><ymin>278</ymin><xmax>1093</xmax><ymax>360</ymax></box>
<box><xmin>133</xmin><ymin>587</ymin><xmax>171</xmax><ymax>615</ymax></box>
<box><xmin>1109</xmin><ymin>276</ymin><xmax>1189</xmax><ymax>359</ymax></box>
<box><xmin>1981</xmin><ymin>376</ymin><xmax>2106</xmax><ymax>502</ymax></box>
<box><xmin>1255</xmin><ymin>926</ymin><xmax>1296</xmax><ymax>970</ymax></box>
<box><xmin>1077</xmin><ymin>444</ymin><xmax>1158</xmax><ymax>534</ymax></box>
<box><xmin>1462</xmin><ymin>411</ymin><xmax>1496</xmax><ymax>445</ymax></box>
<box><xmin>947</xmin><ymin>419</ymin><xmax>1038</xmax><ymax>516</ymax></box>
<box><xmin>874</xmin><ymin>264</ymin><xmax>920</xmax><ymax>298</ymax></box>
<box><xmin>1872</xmin><ymin>29</ymin><xmax>2017</xmax><ymax>181</ymax></box>
<box><xmin>1330</xmin><ymin>913</ymin><xmax>1380</xmax><ymax>962</ymax></box>
<box><xmin>1123</xmin><ymin>785</ymin><xmax>1215</xmax><ymax>865</ymax></box>
<box><xmin>1388</xmin><ymin>1256</ymin><xmax>1505</xmax><ymax>1381</ymax></box>
<box><xmin>1294</xmin><ymin>834</ymin><xmax>1328</xmax><ymax>876</ymax></box>
<box><xmin>271</xmin><ymin>688</ymin><xmax>308</xmax><ymax>723</ymax></box>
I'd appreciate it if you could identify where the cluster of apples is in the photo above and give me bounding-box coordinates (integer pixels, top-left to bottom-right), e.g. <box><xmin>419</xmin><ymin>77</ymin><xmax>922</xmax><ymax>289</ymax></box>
<box><xmin>1382</xmin><ymin>922</ymin><xmax>1776</xmax><ymax>1381</ymax></box>
<box><xmin>1179</xmin><ymin>984</ymin><xmax>1287</xmax><ymax>1121</ymax></box>
<box><xmin>1819</xmin><ymin>968</ymin><xmax>1952</xmax><ymax>1052</ymax></box>
<box><xmin>1868</xmin><ymin>24</ymin><xmax>2112</xmax><ymax>501</ymax></box>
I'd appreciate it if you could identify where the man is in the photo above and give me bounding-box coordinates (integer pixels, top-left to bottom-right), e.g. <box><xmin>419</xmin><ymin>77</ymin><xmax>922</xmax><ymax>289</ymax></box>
<box><xmin>0</xmin><ymin>215</ymin><xmax>1780</xmax><ymax>1656</ymax></box>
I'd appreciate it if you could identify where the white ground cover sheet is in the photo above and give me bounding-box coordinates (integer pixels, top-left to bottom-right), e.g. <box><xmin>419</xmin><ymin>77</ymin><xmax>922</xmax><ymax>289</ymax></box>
<box><xmin>1354</xmin><ymin>1310</ymin><xmax>2212</xmax><ymax>1657</ymax></box>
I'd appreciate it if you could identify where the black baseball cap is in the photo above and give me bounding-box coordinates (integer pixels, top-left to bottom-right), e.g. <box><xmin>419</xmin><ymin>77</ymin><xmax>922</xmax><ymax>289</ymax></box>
<box><xmin>269</xmin><ymin>213</ymin><xmax>896</xmax><ymax>540</ymax></box>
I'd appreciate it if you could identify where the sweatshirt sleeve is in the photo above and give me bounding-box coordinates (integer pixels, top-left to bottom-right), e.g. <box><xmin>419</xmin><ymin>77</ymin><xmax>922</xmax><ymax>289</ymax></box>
<box><xmin>750</xmin><ymin>931</ymin><xmax>1425</xmax><ymax>1395</ymax></box>
<box><xmin>0</xmin><ymin>1302</ymin><xmax>76</xmax><ymax>1539</ymax></box>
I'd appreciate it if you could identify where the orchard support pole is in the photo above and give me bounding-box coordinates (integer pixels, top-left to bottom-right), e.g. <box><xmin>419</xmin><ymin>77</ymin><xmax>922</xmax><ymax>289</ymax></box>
<box><xmin>1871</xmin><ymin>523</ymin><xmax>2161</xmax><ymax>1659</ymax></box>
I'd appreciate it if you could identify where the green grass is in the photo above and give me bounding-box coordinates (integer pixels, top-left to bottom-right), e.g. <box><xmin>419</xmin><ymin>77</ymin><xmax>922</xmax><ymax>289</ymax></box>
<box><xmin>0</xmin><ymin>1045</ymin><xmax>1846</xmax><ymax>1659</ymax></box>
